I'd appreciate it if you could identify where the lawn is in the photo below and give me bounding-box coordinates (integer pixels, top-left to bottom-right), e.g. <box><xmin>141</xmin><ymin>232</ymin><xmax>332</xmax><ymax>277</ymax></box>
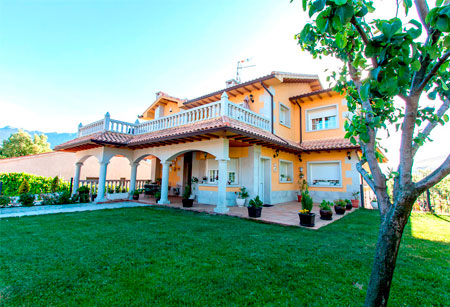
<box><xmin>0</xmin><ymin>207</ymin><xmax>449</xmax><ymax>306</ymax></box>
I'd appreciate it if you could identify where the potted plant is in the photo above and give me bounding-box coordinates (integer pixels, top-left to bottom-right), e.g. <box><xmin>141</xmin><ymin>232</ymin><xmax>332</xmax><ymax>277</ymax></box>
<box><xmin>235</xmin><ymin>187</ymin><xmax>249</xmax><ymax>207</ymax></box>
<box><xmin>280</xmin><ymin>174</ymin><xmax>286</xmax><ymax>182</ymax></box>
<box><xmin>345</xmin><ymin>199</ymin><xmax>353</xmax><ymax>211</ymax></box>
<box><xmin>202</xmin><ymin>176</ymin><xmax>208</xmax><ymax>184</ymax></box>
<box><xmin>351</xmin><ymin>191</ymin><xmax>360</xmax><ymax>208</ymax></box>
<box><xmin>77</xmin><ymin>186</ymin><xmax>90</xmax><ymax>203</ymax></box>
<box><xmin>298</xmin><ymin>191</ymin><xmax>315</xmax><ymax>227</ymax></box>
<box><xmin>297</xmin><ymin>178</ymin><xmax>308</xmax><ymax>202</ymax></box>
<box><xmin>319</xmin><ymin>200</ymin><xmax>333</xmax><ymax>220</ymax></box>
<box><xmin>154</xmin><ymin>191</ymin><xmax>161</xmax><ymax>203</ymax></box>
<box><xmin>132</xmin><ymin>189</ymin><xmax>140</xmax><ymax>200</ymax></box>
<box><xmin>334</xmin><ymin>199</ymin><xmax>346</xmax><ymax>215</ymax></box>
<box><xmin>247</xmin><ymin>195</ymin><xmax>263</xmax><ymax>218</ymax></box>
<box><xmin>182</xmin><ymin>185</ymin><xmax>194</xmax><ymax>207</ymax></box>
<box><xmin>371</xmin><ymin>198</ymin><xmax>378</xmax><ymax>209</ymax></box>
<box><xmin>90</xmin><ymin>186</ymin><xmax>97</xmax><ymax>202</ymax></box>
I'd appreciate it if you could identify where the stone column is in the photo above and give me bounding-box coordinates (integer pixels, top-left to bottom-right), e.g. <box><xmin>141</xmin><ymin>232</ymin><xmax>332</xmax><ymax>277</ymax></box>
<box><xmin>252</xmin><ymin>146</ymin><xmax>261</xmax><ymax>199</ymax></box>
<box><xmin>72</xmin><ymin>162</ymin><xmax>83</xmax><ymax>196</ymax></box>
<box><xmin>214</xmin><ymin>159</ymin><xmax>229</xmax><ymax>213</ymax></box>
<box><xmin>95</xmin><ymin>161</ymin><xmax>109</xmax><ymax>202</ymax></box>
<box><xmin>158</xmin><ymin>161</ymin><xmax>171</xmax><ymax>204</ymax></box>
<box><xmin>129</xmin><ymin>162</ymin><xmax>139</xmax><ymax>199</ymax></box>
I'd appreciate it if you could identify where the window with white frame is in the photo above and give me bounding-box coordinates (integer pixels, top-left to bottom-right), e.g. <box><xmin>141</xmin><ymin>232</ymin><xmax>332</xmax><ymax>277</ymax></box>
<box><xmin>206</xmin><ymin>158</ymin><xmax>239</xmax><ymax>184</ymax></box>
<box><xmin>307</xmin><ymin>106</ymin><xmax>338</xmax><ymax>131</ymax></box>
<box><xmin>279</xmin><ymin>103</ymin><xmax>291</xmax><ymax>127</ymax></box>
<box><xmin>227</xmin><ymin>158</ymin><xmax>238</xmax><ymax>184</ymax></box>
<box><xmin>308</xmin><ymin>162</ymin><xmax>342</xmax><ymax>187</ymax></box>
<box><xmin>279</xmin><ymin>160</ymin><xmax>293</xmax><ymax>182</ymax></box>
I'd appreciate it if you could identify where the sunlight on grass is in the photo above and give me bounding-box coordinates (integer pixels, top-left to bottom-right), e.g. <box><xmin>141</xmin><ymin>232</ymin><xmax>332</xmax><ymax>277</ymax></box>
<box><xmin>409</xmin><ymin>213</ymin><xmax>450</xmax><ymax>243</ymax></box>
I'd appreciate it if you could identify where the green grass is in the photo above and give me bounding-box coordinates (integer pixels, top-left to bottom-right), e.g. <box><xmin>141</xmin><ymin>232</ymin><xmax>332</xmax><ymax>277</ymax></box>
<box><xmin>0</xmin><ymin>208</ymin><xmax>449</xmax><ymax>306</ymax></box>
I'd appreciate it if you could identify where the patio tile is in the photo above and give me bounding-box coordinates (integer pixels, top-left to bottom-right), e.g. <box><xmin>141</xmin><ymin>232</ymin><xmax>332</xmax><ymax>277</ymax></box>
<box><xmin>135</xmin><ymin>196</ymin><xmax>357</xmax><ymax>229</ymax></box>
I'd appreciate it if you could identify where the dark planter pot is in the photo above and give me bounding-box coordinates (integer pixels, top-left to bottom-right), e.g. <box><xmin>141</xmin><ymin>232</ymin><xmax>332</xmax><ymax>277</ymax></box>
<box><xmin>248</xmin><ymin>206</ymin><xmax>262</xmax><ymax>218</ymax></box>
<box><xmin>345</xmin><ymin>203</ymin><xmax>353</xmax><ymax>211</ymax></box>
<box><xmin>132</xmin><ymin>194</ymin><xmax>139</xmax><ymax>200</ymax></box>
<box><xmin>144</xmin><ymin>184</ymin><xmax>152</xmax><ymax>195</ymax></box>
<box><xmin>297</xmin><ymin>194</ymin><xmax>302</xmax><ymax>202</ymax></box>
<box><xmin>182</xmin><ymin>199</ymin><xmax>194</xmax><ymax>207</ymax></box>
<box><xmin>91</xmin><ymin>194</ymin><xmax>97</xmax><ymax>202</ymax></box>
<box><xmin>299</xmin><ymin>212</ymin><xmax>316</xmax><ymax>227</ymax></box>
<box><xmin>334</xmin><ymin>205</ymin><xmax>346</xmax><ymax>215</ymax></box>
<box><xmin>351</xmin><ymin>199</ymin><xmax>359</xmax><ymax>208</ymax></box>
<box><xmin>319</xmin><ymin>209</ymin><xmax>333</xmax><ymax>220</ymax></box>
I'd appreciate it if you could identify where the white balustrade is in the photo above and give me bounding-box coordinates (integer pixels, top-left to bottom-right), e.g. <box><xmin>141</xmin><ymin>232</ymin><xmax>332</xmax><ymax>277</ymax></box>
<box><xmin>77</xmin><ymin>93</ymin><xmax>271</xmax><ymax>137</ymax></box>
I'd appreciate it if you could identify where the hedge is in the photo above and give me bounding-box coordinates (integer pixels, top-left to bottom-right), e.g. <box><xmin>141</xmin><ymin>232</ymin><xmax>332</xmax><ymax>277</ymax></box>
<box><xmin>0</xmin><ymin>173</ymin><xmax>70</xmax><ymax>197</ymax></box>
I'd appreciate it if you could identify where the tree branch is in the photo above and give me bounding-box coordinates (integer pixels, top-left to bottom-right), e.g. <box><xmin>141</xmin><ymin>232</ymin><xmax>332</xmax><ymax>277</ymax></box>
<box><xmin>412</xmin><ymin>97</ymin><xmax>450</xmax><ymax>157</ymax></box>
<box><xmin>398</xmin><ymin>95</ymin><xmax>418</xmax><ymax>187</ymax></box>
<box><xmin>413</xmin><ymin>50</ymin><xmax>450</xmax><ymax>95</ymax></box>
<box><xmin>414</xmin><ymin>0</ymin><xmax>430</xmax><ymax>32</ymax></box>
<box><xmin>415</xmin><ymin>153</ymin><xmax>450</xmax><ymax>192</ymax></box>
<box><xmin>356</xmin><ymin>158</ymin><xmax>376</xmax><ymax>193</ymax></box>
<box><xmin>350</xmin><ymin>17</ymin><xmax>378</xmax><ymax>69</ymax></box>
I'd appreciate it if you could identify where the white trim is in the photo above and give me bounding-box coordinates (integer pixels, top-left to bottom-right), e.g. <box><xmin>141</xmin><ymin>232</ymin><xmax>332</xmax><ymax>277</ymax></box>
<box><xmin>279</xmin><ymin>102</ymin><xmax>291</xmax><ymax>128</ymax></box>
<box><xmin>279</xmin><ymin>159</ymin><xmax>294</xmax><ymax>183</ymax></box>
<box><xmin>305</xmin><ymin>104</ymin><xmax>339</xmax><ymax>132</ymax></box>
<box><xmin>307</xmin><ymin>160</ymin><xmax>343</xmax><ymax>188</ymax></box>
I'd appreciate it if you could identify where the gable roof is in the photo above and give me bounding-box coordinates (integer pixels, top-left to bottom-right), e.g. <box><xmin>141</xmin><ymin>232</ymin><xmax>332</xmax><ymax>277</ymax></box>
<box><xmin>141</xmin><ymin>92</ymin><xmax>186</xmax><ymax>118</ymax></box>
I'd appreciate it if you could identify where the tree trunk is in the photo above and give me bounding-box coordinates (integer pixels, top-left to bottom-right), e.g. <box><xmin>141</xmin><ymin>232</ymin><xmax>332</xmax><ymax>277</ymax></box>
<box><xmin>364</xmin><ymin>204</ymin><xmax>411</xmax><ymax>307</ymax></box>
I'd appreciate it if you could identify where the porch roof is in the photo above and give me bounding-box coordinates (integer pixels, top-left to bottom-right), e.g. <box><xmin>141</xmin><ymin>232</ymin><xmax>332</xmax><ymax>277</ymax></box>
<box><xmin>299</xmin><ymin>137</ymin><xmax>359</xmax><ymax>152</ymax></box>
<box><xmin>55</xmin><ymin>116</ymin><xmax>304</xmax><ymax>153</ymax></box>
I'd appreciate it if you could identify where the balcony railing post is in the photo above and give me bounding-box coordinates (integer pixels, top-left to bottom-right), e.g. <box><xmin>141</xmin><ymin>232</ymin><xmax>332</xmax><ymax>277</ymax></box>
<box><xmin>220</xmin><ymin>92</ymin><xmax>229</xmax><ymax>117</ymax></box>
<box><xmin>103</xmin><ymin>112</ymin><xmax>111</xmax><ymax>131</ymax></box>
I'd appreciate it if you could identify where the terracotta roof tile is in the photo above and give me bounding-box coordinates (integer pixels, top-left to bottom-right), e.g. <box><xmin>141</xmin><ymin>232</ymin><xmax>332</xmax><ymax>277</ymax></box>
<box><xmin>299</xmin><ymin>137</ymin><xmax>359</xmax><ymax>151</ymax></box>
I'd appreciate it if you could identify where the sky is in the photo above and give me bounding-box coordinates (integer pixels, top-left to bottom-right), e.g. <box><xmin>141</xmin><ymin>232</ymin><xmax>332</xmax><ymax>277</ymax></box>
<box><xmin>0</xmin><ymin>0</ymin><xmax>448</xmax><ymax>169</ymax></box>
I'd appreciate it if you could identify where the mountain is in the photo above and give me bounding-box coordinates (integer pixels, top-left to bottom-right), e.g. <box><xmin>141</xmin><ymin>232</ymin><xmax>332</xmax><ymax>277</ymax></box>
<box><xmin>0</xmin><ymin>126</ymin><xmax>76</xmax><ymax>149</ymax></box>
<box><xmin>413</xmin><ymin>155</ymin><xmax>448</xmax><ymax>173</ymax></box>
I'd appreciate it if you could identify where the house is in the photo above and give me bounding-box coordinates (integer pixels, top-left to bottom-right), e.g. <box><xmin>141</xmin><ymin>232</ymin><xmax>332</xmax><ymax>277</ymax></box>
<box><xmin>55</xmin><ymin>71</ymin><xmax>362</xmax><ymax>213</ymax></box>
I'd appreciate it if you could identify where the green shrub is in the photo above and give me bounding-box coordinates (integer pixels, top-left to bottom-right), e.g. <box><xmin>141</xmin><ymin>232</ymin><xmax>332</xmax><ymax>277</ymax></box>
<box><xmin>56</xmin><ymin>190</ymin><xmax>73</xmax><ymax>205</ymax></box>
<box><xmin>0</xmin><ymin>195</ymin><xmax>10</xmax><ymax>207</ymax></box>
<box><xmin>50</xmin><ymin>176</ymin><xmax>60</xmax><ymax>193</ymax></box>
<box><xmin>77</xmin><ymin>186</ymin><xmax>90</xmax><ymax>194</ymax></box>
<box><xmin>301</xmin><ymin>191</ymin><xmax>313</xmax><ymax>212</ymax></box>
<box><xmin>18</xmin><ymin>179</ymin><xmax>30</xmax><ymax>194</ymax></box>
<box><xmin>334</xmin><ymin>199</ymin><xmax>346</xmax><ymax>207</ymax></box>
<box><xmin>182</xmin><ymin>185</ymin><xmax>191</xmax><ymax>199</ymax></box>
<box><xmin>248</xmin><ymin>195</ymin><xmax>263</xmax><ymax>208</ymax></box>
<box><xmin>237</xmin><ymin>187</ymin><xmax>249</xmax><ymax>199</ymax></box>
<box><xmin>319</xmin><ymin>200</ymin><xmax>332</xmax><ymax>211</ymax></box>
<box><xmin>19</xmin><ymin>193</ymin><xmax>35</xmax><ymax>206</ymax></box>
<box><xmin>0</xmin><ymin>173</ymin><xmax>70</xmax><ymax>196</ymax></box>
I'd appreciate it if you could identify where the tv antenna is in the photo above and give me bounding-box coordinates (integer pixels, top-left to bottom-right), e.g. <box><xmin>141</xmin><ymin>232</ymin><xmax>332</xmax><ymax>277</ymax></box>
<box><xmin>236</xmin><ymin>58</ymin><xmax>255</xmax><ymax>83</ymax></box>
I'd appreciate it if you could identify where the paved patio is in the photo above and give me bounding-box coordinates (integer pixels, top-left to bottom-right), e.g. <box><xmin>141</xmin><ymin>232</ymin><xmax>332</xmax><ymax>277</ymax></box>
<box><xmin>136</xmin><ymin>195</ymin><xmax>357</xmax><ymax>229</ymax></box>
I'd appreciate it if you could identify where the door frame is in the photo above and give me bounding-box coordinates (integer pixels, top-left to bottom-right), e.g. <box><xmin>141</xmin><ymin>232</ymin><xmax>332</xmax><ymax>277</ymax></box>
<box><xmin>259</xmin><ymin>156</ymin><xmax>272</xmax><ymax>205</ymax></box>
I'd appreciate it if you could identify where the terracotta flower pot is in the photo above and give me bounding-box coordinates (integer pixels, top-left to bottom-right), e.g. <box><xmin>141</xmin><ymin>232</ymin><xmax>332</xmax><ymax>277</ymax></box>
<box><xmin>297</xmin><ymin>194</ymin><xmax>302</xmax><ymax>202</ymax></box>
<box><xmin>351</xmin><ymin>199</ymin><xmax>359</xmax><ymax>208</ymax></box>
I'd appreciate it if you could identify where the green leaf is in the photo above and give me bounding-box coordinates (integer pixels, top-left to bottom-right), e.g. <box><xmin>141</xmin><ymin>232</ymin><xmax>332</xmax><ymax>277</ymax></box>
<box><xmin>360</xmin><ymin>132</ymin><xmax>370</xmax><ymax>143</ymax></box>
<box><xmin>350</xmin><ymin>136</ymin><xmax>357</xmax><ymax>145</ymax></box>
<box><xmin>444</xmin><ymin>36</ymin><xmax>450</xmax><ymax>48</ymax></box>
<box><xmin>428</xmin><ymin>91</ymin><xmax>438</xmax><ymax>100</ymax></box>
<box><xmin>411</xmin><ymin>60</ymin><xmax>421</xmax><ymax>71</ymax></box>
<box><xmin>370</xmin><ymin>67</ymin><xmax>381</xmax><ymax>80</ymax></box>
<box><xmin>316</xmin><ymin>10</ymin><xmax>329</xmax><ymax>32</ymax></box>
<box><xmin>302</xmin><ymin>0</ymin><xmax>308</xmax><ymax>11</ymax></box>
<box><xmin>309</xmin><ymin>0</ymin><xmax>326</xmax><ymax>17</ymax></box>
<box><xmin>355</xmin><ymin>5</ymin><xmax>368</xmax><ymax>17</ymax></box>
<box><xmin>336</xmin><ymin>4</ymin><xmax>354</xmax><ymax>25</ymax></box>
<box><xmin>443</xmin><ymin>114</ymin><xmax>449</xmax><ymax>122</ymax></box>
<box><xmin>360</xmin><ymin>82</ymin><xmax>370</xmax><ymax>101</ymax></box>
<box><xmin>335</xmin><ymin>32</ymin><xmax>347</xmax><ymax>48</ymax></box>
<box><xmin>333</xmin><ymin>0</ymin><xmax>347</xmax><ymax>5</ymax></box>
<box><xmin>425</xmin><ymin>7</ymin><xmax>439</xmax><ymax>25</ymax></box>
<box><xmin>436</xmin><ymin>16</ymin><xmax>450</xmax><ymax>32</ymax></box>
<box><xmin>441</xmin><ymin>79</ymin><xmax>449</xmax><ymax>90</ymax></box>
<box><xmin>436</xmin><ymin>0</ymin><xmax>444</xmax><ymax>6</ymax></box>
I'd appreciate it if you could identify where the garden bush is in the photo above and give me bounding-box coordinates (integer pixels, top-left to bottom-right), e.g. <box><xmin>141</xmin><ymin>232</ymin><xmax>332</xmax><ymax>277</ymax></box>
<box><xmin>0</xmin><ymin>173</ymin><xmax>70</xmax><ymax>197</ymax></box>
<box><xmin>0</xmin><ymin>195</ymin><xmax>10</xmax><ymax>207</ymax></box>
<box><xmin>19</xmin><ymin>193</ymin><xmax>35</xmax><ymax>207</ymax></box>
<box><xmin>18</xmin><ymin>179</ymin><xmax>30</xmax><ymax>194</ymax></box>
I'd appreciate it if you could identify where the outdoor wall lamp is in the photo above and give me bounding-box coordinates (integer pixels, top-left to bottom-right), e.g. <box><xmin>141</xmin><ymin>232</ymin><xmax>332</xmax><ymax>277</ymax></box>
<box><xmin>273</xmin><ymin>149</ymin><xmax>280</xmax><ymax>158</ymax></box>
<box><xmin>347</xmin><ymin>151</ymin><xmax>351</xmax><ymax>160</ymax></box>
<box><xmin>298</xmin><ymin>154</ymin><xmax>302</xmax><ymax>162</ymax></box>
<box><xmin>204</xmin><ymin>152</ymin><xmax>208</xmax><ymax>159</ymax></box>
<box><xmin>249</xmin><ymin>94</ymin><xmax>254</xmax><ymax>103</ymax></box>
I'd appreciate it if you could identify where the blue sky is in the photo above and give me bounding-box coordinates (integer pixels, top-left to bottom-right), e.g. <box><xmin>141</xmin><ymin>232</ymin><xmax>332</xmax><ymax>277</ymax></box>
<box><xmin>0</xmin><ymin>0</ymin><xmax>448</xmax><ymax>168</ymax></box>
<box><xmin>0</xmin><ymin>0</ymin><xmax>325</xmax><ymax>132</ymax></box>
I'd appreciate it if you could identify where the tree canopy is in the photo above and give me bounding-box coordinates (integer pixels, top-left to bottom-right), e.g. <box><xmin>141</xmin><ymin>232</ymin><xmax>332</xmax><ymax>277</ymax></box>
<box><xmin>294</xmin><ymin>0</ymin><xmax>450</xmax><ymax>306</ymax></box>
<box><xmin>0</xmin><ymin>130</ymin><xmax>52</xmax><ymax>159</ymax></box>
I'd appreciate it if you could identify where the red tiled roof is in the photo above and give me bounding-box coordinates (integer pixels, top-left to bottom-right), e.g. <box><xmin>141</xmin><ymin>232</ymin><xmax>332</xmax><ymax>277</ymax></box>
<box><xmin>54</xmin><ymin>131</ymin><xmax>132</xmax><ymax>151</ymax></box>
<box><xmin>299</xmin><ymin>137</ymin><xmax>359</xmax><ymax>151</ymax></box>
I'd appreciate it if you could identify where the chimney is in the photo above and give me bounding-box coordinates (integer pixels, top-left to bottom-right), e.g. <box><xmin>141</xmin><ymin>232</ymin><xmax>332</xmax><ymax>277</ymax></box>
<box><xmin>225</xmin><ymin>79</ymin><xmax>239</xmax><ymax>88</ymax></box>
<box><xmin>155</xmin><ymin>91</ymin><xmax>166</xmax><ymax>99</ymax></box>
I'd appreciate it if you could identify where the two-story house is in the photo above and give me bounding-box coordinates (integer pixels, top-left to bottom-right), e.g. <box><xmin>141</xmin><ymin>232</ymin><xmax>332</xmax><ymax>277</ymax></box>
<box><xmin>55</xmin><ymin>71</ymin><xmax>361</xmax><ymax>213</ymax></box>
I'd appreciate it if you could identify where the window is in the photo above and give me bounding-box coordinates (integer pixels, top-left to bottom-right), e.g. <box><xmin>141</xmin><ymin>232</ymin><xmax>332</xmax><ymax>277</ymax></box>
<box><xmin>307</xmin><ymin>106</ymin><xmax>338</xmax><ymax>131</ymax></box>
<box><xmin>206</xmin><ymin>158</ymin><xmax>239</xmax><ymax>184</ymax></box>
<box><xmin>279</xmin><ymin>160</ymin><xmax>293</xmax><ymax>182</ymax></box>
<box><xmin>308</xmin><ymin>162</ymin><xmax>342</xmax><ymax>187</ymax></box>
<box><xmin>279</xmin><ymin>103</ymin><xmax>291</xmax><ymax>127</ymax></box>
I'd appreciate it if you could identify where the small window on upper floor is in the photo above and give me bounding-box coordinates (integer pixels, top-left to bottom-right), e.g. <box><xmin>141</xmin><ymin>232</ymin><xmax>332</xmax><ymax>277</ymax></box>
<box><xmin>279</xmin><ymin>103</ymin><xmax>291</xmax><ymax>128</ymax></box>
<box><xmin>306</xmin><ymin>105</ymin><xmax>338</xmax><ymax>132</ymax></box>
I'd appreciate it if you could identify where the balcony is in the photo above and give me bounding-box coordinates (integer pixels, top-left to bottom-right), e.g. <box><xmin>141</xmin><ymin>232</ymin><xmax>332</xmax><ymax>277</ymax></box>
<box><xmin>78</xmin><ymin>92</ymin><xmax>271</xmax><ymax>137</ymax></box>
